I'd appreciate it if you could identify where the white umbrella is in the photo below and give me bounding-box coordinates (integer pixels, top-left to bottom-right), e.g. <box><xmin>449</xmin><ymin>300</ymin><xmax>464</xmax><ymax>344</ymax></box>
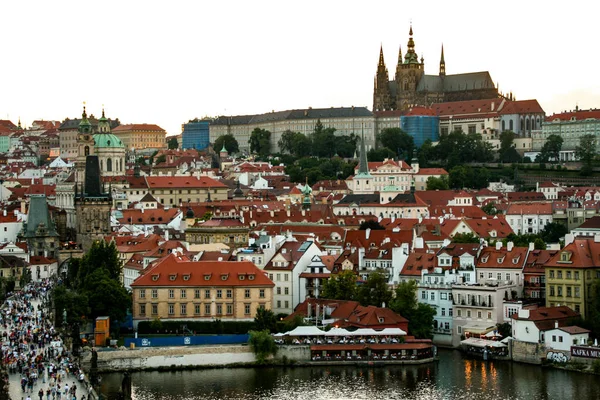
<box><xmin>325</xmin><ymin>327</ymin><xmax>351</xmax><ymax>337</ymax></box>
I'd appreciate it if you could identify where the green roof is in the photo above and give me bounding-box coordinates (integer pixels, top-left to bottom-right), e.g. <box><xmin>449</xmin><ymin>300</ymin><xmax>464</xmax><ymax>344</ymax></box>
<box><xmin>22</xmin><ymin>195</ymin><xmax>58</xmax><ymax>238</ymax></box>
<box><xmin>94</xmin><ymin>133</ymin><xmax>124</xmax><ymax>148</ymax></box>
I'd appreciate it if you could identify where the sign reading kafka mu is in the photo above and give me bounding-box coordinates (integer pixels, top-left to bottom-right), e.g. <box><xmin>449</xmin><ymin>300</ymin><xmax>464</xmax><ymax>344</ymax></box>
<box><xmin>571</xmin><ymin>346</ymin><xmax>600</xmax><ymax>359</ymax></box>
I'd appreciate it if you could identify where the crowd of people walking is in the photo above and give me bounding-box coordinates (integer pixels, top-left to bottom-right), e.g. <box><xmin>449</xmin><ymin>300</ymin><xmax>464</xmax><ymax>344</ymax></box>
<box><xmin>0</xmin><ymin>280</ymin><xmax>90</xmax><ymax>400</ymax></box>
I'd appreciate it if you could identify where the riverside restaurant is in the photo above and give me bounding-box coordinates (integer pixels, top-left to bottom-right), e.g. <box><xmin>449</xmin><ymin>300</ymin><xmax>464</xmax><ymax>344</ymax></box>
<box><xmin>274</xmin><ymin>326</ymin><xmax>435</xmax><ymax>363</ymax></box>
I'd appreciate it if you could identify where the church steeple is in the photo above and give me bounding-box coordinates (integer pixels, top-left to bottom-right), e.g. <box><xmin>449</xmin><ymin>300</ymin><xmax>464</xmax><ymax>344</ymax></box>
<box><xmin>378</xmin><ymin>44</ymin><xmax>385</xmax><ymax>67</ymax></box>
<box><xmin>439</xmin><ymin>44</ymin><xmax>446</xmax><ymax>76</ymax></box>
<box><xmin>356</xmin><ymin>126</ymin><xmax>371</xmax><ymax>178</ymax></box>
<box><xmin>373</xmin><ymin>44</ymin><xmax>392</xmax><ymax>111</ymax></box>
<box><xmin>78</xmin><ymin>103</ymin><xmax>92</xmax><ymax>134</ymax></box>
<box><xmin>404</xmin><ymin>24</ymin><xmax>419</xmax><ymax>64</ymax></box>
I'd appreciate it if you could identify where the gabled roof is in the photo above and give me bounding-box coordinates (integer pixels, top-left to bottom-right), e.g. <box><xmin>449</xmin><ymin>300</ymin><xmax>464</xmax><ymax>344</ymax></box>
<box><xmin>545</xmin><ymin>239</ymin><xmax>600</xmax><ymax>269</ymax></box>
<box><xmin>498</xmin><ymin>99</ymin><xmax>545</xmax><ymax>115</ymax></box>
<box><xmin>476</xmin><ymin>246</ymin><xmax>528</xmax><ymax>269</ymax></box>
<box><xmin>145</xmin><ymin>176</ymin><xmax>227</xmax><ymax>189</ymax></box>
<box><xmin>506</xmin><ymin>202</ymin><xmax>553</xmax><ymax>215</ymax></box>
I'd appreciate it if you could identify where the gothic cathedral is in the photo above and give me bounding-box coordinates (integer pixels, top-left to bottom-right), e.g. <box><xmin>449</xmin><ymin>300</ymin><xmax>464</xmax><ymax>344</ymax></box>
<box><xmin>373</xmin><ymin>26</ymin><xmax>500</xmax><ymax>112</ymax></box>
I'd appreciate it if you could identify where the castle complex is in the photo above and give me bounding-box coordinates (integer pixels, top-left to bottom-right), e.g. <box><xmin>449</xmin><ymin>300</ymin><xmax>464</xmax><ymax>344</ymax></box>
<box><xmin>373</xmin><ymin>26</ymin><xmax>501</xmax><ymax>112</ymax></box>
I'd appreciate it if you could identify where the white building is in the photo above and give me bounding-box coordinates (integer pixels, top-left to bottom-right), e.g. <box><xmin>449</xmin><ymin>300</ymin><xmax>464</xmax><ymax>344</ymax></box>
<box><xmin>506</xmin><ymin>202</ymin><xmax>553</xmax><ymax>234</ymax></box>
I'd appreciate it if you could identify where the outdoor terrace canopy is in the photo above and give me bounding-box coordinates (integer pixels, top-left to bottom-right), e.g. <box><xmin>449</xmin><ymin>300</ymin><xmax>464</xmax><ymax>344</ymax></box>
<box><xmin>286</xmin><ymin>326</ymin><xmax>326</xmax><ymax>336</ymax></box>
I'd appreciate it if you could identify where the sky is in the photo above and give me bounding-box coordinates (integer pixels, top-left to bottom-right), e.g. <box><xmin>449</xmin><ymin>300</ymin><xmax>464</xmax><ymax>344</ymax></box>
<box><xmin>2</xmin><ymin>1</ymin><xmax>600</xmax><ymax>136</ymax></box>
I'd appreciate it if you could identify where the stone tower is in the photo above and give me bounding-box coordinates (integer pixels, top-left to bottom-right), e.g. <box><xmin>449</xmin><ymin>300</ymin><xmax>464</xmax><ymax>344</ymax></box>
<box><xmin>395</xmin><ymin>25</ymin><xmax>425</xmax><ymax>110</ymax></box>
<box><xmin>75</xmin><ymin>155</ymin><xmax>112</xmax><ymax>251</ymax></box>
<box><xmin>75</xmin><ymin>105</ymin><xmax>95</xmax><ymax>184</ymax></box>
<box><xmin>373</xmin><ymin>46</ymin><xmax>393</xmax><ymax>111</ymax></box>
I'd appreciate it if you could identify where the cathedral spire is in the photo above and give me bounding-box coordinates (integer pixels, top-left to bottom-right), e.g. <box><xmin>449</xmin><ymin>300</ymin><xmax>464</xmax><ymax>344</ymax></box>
<box><xmin>404</xmin><ymin>24</ymin><xmax>419</xmax><ymax>64</ymax></box>
<box><xmin>397</xmin><ymin>45</ymin><xmax>403</xmax><ymax>66</ymax></box>
<box><xmin>378</xmin><ymin>44</ymin><xmax>385</xmax><ymax>66</ymax></box>
<box><xmin>439</xmin><ymin>44</ymin><xmax>446</xmax><ymax>76</ymax></box>
<box><xmin>78</xmin><ymin>102</ymin><xmax>92</xmax><ymax>134</ymax></box>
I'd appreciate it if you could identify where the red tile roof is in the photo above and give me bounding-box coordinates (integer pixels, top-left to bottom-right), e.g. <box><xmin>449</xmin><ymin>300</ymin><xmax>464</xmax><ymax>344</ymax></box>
<box><xmin>506</xmin><ymin>202</ymin><xmax>553</xmax><ymax>215</ymax></box>
<box><xmin>112</xmin><ymin>124</ymin><xmax>165</xmax><ymax>132</ymax></box>
<box><xmin>131</xmin><ymin>254</ymin><xmax>274</xmax><ymax>287</ymax></box>
<box><xmin>546</xmin><ymin>109</ymin><xmax>600</xmax><ymax>122</ymax></box>
<box><xmin>499</xmin><ymin>99</ymin><xmax>545</xmax><ymax>115</ymax></box>
<box><xmin>145</xmin><ymin>176</ymin><xmax>227</xmax><ymax>188</ymax></box>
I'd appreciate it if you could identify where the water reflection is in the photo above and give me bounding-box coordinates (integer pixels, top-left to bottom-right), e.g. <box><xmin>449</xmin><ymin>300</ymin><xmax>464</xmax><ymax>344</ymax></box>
<box><xmin>99</xmin><ymin>349</ymin><xmax>600</xmax><ymax>400</ymax></box>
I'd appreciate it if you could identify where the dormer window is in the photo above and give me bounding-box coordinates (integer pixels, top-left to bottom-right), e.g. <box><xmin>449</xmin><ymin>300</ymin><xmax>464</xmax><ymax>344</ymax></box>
<box><xmin>497</xmin><ymin>257</ymin><xmax>504</xmax><ymax>264</ymax></box>
<box><xmin>481</xmin><ymin>256</ymin><xmax>489</xmax><ymax>263</ymax></box>
<box><xmin>248</xmin><ymin>274</ymin><xmax>255</xmax><ymax>281</ymax></box>
<box><xmin>204</xmin><ymin>274</ymin><xmax>211</xmax><ymax>281</ymax></box>
<box><xmin>221</xmin><ymin>274</ymin><xmax>229</xmax><ymax>281</ymax></box>
<box><xmin>183</xmin><ymin>274</ymin><xmax>190</xmax><ymax>281</ymax></box>
<box><xmin>151</xmin><ymin>274</ymin><xmax>159</xmax><ymax>281</ymax></box>
<box><xmin>239</xmin><ymin>275</ymin><xmax>246</xmax><ymax>280</ymax></box>
<box><xmin>378</xmin><ymin>317</ymin><xmax>385</xmax><ymax>323</ymax></box>
<box><xmin>169</xmin><ymin>274</ymin><xmax>177</xmax><ymax>281</ymax></box>
<box><xmin>560</xmin><ymin>252</ymin><xmax>572</xmax><ymax>262</ymax></box>
<box><xmin>512</xmin><ymin>257</ymin><xmax>520</xmax><ymax>264</ymax></box>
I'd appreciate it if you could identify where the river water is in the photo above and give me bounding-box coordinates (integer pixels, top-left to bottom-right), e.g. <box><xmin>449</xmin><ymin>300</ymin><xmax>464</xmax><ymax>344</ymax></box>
<box><xmin>98</xmin><ymin>349</ymin><xmax>600</xmax><ymax>400</ymax></box>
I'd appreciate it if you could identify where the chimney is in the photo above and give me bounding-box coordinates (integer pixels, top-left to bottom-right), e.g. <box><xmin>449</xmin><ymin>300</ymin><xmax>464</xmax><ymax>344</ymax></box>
<box><xmin>496</xmin><ymin>242</ymin><xmax>502</xmax><ymax>250</ymax></box>
<box><xmin>564</xmin><ymin>234</ymin><xmax>575</xmax><ymax>246</ymax></box>
<box><xmin>528</xmin><ymin>242</ymin><xmax>535</xmax><ymax>251</ymax></box>
<box><xmin>491</xmin><ymin>101</ymin><xmax>495</xmax><ymax>111</ymax></box>
<box><xmin>365</xmin><ymin>228</ymin><xmax>371</xmax><ymax>240</ymax></box>
<box><xmin>165</xmin><ymin>230</ymin><xmax>169</xmax><ymax>241</ymax></box>
<box><xmin>2</xmin><ymin>210</ymin><xmax>5</xmax><ymax>217</ymax></box>
<box><xmin>555</xmin><ymin>321</ymin><xmax>559</xmax><ymax>329</ymax></box>
<box><xmin>507</xmin><ymin>241</ymin><xmax>514</xmax><ymax>252</ymax></box>
<box><xmin>595</xmin><ymin>234</ymin><xmax>600</xmax><ymax>243</ymax></box>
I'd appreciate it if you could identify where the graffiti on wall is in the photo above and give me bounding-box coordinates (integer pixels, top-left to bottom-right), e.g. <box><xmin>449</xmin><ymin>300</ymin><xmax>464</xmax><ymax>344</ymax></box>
<box><xmin>546</xmin><ymin>351</ymin><xmax>569</xmax><ymax>363</ymax></box>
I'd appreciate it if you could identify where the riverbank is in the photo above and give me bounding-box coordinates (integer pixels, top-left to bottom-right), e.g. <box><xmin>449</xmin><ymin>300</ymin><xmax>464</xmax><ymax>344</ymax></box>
<box><xmin>82</xmin><ymin>344</ymin><xmax>436</xmax><ymax>373</ymax></box>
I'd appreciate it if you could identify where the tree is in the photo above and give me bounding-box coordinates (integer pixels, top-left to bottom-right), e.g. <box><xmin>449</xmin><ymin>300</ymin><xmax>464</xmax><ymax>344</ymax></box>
<box><xmin>368</xmin><ymin>147</ymin><xmax>396</xmax><ymax>162</ymax></box>
<box><xmin>540</xmin><ymin>222</ymin><xmax>568</xmax><ymax>243</ymax></box>
<box><xmin>417</xmin><ymin>139</ymin><xmax>437</xmax><ymax>167</ymax></box>
<box><xmin>499</xmin><ymin>131</ymin><xmax>519</xmax><ymax>163</ymax></box>
<box><xmin>335</xmin><ymin>134</ymin><xmax>359</xmax><ymax>158</ymax></box>
<box><xmin>248</xmin><ymin>330</ymin><xmax>278</xmax><ymax>363</ymax></box>
<box><xmin>249</xmin><ymin>128</ymin><xmax>271</xmax><ymax>157</ymax></box>
<box><xmin>482</xmin><ymin>202</ymin><xmax>499</xmax><ymax>216</ymax></box>
<box><xmin>426</xmin><ymin>175</ymin><xmax>449</xmax><ymax>190</ymax></box>
<box><xmin>502</xmin><ymin>233</ymin><xmax>546</xmax><ymax>250</ymax></box>
<box><xmin>311</xmin><ymin>125</ymin><xmax>337</xmax><ymax>158</ymax></box>
<box><xmin>356</xmin><ymin>270</ymin><xmax>393</xmax><ymax>308</ymax></box>
<box><xmin>452</xmin><ymin>232</ymin><xmax>480</xmax><ymax>243</ymax></box>
<box><xmin>214</xmin><ymin>134</ymin><xmax>239</xmax><ymax>154</ymax></box>
<box><xmin>254</xmin><ymin>307</ymin><xmax>277</xmax><ymax>333</ymax></box>
<box><xmin>377</xmin><ymin>128</ymin><xmax>415</xmax><ymax>161</ymax></box>
<box><xmin>539</xmin><ymin>134</ymin><xmax>563</xmax><ymax>163</ymax></box>
<box><xmin>359</xmin><ymin>220</ymin><xmax>385</xmax><ymax>230</ymax></box>
<box><xmin>154</xmin><ymin>154</ymin><xmax>166</xmax><ymax>165</ymax></box>
<box><xmin>576</xmin><ymin>134</ymin><xmax>597</xmax><ymax>176</ymax></box>
<box><xmin>278</xmin><ymin>130</ymin><xmax>299</xmax><ymax>154</ymax></box>
<box><xmin>496</xmin><ymin>322</ymin><xmax>512</xmax><ymax>338</ymax></box>
<box><xmin>167</xmin><ymin>137</ymin><xmax>178</xmax><ymax>150</ymax></box>
<box><xmin>390</xmin><ymin>281</ymin><xmax>435</xmax><ymax>338</ymax></box>
<box><xmin>588</xmin><ymin>279</ymin><xmax>600</xmax><ymax>339</ymax></box>
<box><xmin>82</xmin><ymin>269</ymin><xmax>131</xmax><ymax>323</ymax></box>
<box><xmin>321</xmin><ymin>270</ymin><xmax>357</xmax><ymax>301</ymax></box>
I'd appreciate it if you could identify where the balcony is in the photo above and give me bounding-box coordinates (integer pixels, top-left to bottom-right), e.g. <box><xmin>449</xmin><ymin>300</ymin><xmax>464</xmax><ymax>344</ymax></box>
<box><xmin>453</xmin><ymin>300</ymin><xmax>493</xmax><ymax>308</ymax></box>
<box><xmin>433</xmin><ymin>328</ymin><xmax>451</xmax><ymax>335</ymax></box>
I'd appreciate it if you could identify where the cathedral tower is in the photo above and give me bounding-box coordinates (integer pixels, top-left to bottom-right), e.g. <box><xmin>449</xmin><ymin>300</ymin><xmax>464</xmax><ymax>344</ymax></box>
<box><xmin>395</xmin><ymin>25</ymin><xmax>425</xmax><ymax>110</ymax></box>
<box><xmin>373</xmin><ymin>46</ymin><xmax>393</xmax><ymax>111</ymax></box>
<box><xmin>76</xmin><ymin>104</ymin><xmax>95</xmax><ymax>184</ymax></box>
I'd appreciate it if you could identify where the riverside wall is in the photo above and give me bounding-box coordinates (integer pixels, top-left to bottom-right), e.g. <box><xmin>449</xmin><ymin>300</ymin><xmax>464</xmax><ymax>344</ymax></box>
<box><xmin>510</xmin><ymin>340</ymin><xmax>548</xmax><ymax>365</ymax></box>
<box><xmin>82</xmin><ymin>344</ymin><xmax>311</xmax><ymax>372</ymax></box>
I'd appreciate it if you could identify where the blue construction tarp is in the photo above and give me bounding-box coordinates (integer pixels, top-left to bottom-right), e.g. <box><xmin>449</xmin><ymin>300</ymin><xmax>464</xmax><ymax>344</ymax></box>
<box><xmin>124</xmin><ymin>334</ymin><xmax>249</xmax><ymax>348</ymax></box>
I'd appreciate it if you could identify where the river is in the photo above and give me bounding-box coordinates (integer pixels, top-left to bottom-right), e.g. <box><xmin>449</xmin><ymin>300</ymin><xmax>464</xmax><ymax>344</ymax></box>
<box><xmin>98</xmin><ymin>349</ymin><xmax>599</xmax><ymax>400</ymax></box>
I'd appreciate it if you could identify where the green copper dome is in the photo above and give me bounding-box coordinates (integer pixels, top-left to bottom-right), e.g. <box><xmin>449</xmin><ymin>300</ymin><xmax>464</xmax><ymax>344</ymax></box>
<box><xmin>94</xmin><ymin>133</ymin><xmax>124</xmax><ymax>148</ymax></box>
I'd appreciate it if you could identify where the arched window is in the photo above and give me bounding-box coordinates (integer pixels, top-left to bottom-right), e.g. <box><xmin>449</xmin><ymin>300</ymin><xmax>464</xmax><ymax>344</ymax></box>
<box><xmin>84</xmin><ymin>146</ymin><xmax>90</xmax><ymax>156</ymax></box>
<box><xmin>107</xmin><ymin>158</ymin><xmax>113</xmax><ymax>172</ymax></box>
<box><xmin>526</xmin><ymin>118</ymin><xmax>530</xmax><ymax>131</ymax></box>
<box><xmin>509</xmin><ymin>120</ymin><xmax>514</xmax><ymax>131</ymax></box>
<box><xmin>502</xmin><ymin>121</ymin><xmax>505</xmax><ymax>132</ymax></box>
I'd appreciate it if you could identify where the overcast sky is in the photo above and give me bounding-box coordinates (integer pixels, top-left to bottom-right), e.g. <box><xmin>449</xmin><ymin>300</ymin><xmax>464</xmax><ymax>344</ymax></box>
<box><xmin>2</xmin><ymin>1</ymin><xmax>599</xmax><ymax>135</ymax></box>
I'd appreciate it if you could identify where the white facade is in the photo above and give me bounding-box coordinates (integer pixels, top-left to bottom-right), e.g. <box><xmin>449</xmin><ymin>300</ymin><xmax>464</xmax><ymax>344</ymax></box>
<box><xmin>545</xmin><ymin>328</ymin><xmax>589</xmax><ymax>351</ymax></box>
<box><xmin>418</xmin><ymin>268</ymin><xmax>459</xmax><ymax>344</ymax></box>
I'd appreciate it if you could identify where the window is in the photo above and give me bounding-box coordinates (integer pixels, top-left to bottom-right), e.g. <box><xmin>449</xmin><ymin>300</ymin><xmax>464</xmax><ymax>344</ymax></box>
<box><xmin>575</xmin><ymin>272</ymin><xmax>580</xmax><ymax>280</ymax></box>
<box><xmin>204</xmin><ymin>304</ymin><xmax>211</xmax><ymax>315</ymax></box>
<box><xmin>550</xmin><ymin>286</ymin><xmax>555</xmax><ymax>296</ymax></box>
<box><xmin>181</xmin><ymin>289</ymin><xmax>187</xmax><ymax>299</ymax></box>
<box><xmin>506</xmin><ymin>273</ymin><xmax>510</xmax><ymax>281</ymax></box>
<box><xmin>558</xmin><ymin>286</ymin><xmax>563</xmax><ymax>296</ymax></box>
<box><xmin>558</xmin><ymin>271</ymin><xmax>563</xmax><ymax>279</ymax></box>
<box><xmin>567</xmin><ymin>271</ymin><xmax>572</xmax><ymax>279</ymax></box>
<box><xmin>216</xmin><ymin>289</ymin><xmax>222</xmax><ymax>299</ymax></box>
<box><xmin>194</xmin><ymin>289</ymin><xmax>200</xmax><ymax>299</ymax></box>
<box><xmin>457</xmin><ymin>310</ymin><xmax>462</xmax><ymax>317</ymax></box>
<box><xmin>477</xmin><ymin>311</ymin><xmax>482</xmax><ymax>319</ymax></box>
<box><xmin>151</xmin><ymin>304</ymin><xmax>158</xmax><ymax>315</ymax></box>
<box><xmin>168</xmin><ymin>289</ymin><xmax>174</xmax><ymax>299</ymax></box>
<box><xmin>205</xmin><ymin>289</ymin><xmax>211</xmax><ymax>299</ymax></box>
<box><xmin>441</xmin><ymin>293</ymin><xmax>447</xmax><ymax>300</ymax></box>
<box><xmin>497</xmin><ymin>273</ymin><xmax>502</xmax><ymax>281</ymax></box>
<box><xmin>139</xmin><ymin>304</ymin><xmax>146</xmax><ymax>316</ymax></box>
<box><xmin>441</xmin><ymin>308</ymin><xmax>446</xmax><ymax>316</ymax></box>
<box><xmin>567</xmin><ymin>286</ymin><xmax>572</xmax><ymax>297</ymax></box>
<box><xmin>468</xmin><ymin>125</ymin><xmax>476</xmax><ymax>134</ymax></box>
<box><xmin>421</xmin><ymin>291</ymin><xmax>426</xmax><ymax>300</ymax></box>
<box><xmin>226</xmin><ymin>289</ymin><xmax>232</xmax><ymax>298</ymax></box>
<box><xmin>168</xmin><ymin>304</ymin><xmax>175</xmax><ymax>315</ymax></box>
<box><xmin>467</xmin><ymin>310</ymin><xmax>471</xmax><ymax>318</ymax></box>
<box><xmin>139</xmin><ymin>289</ymin><xmax>146</xmax><ymax>299</ymax></box>
<box><xmin>449</xmin><ymin>308</ymin><xmax>453</xmax><ymax>317</ymax></box>
<box><xmin>276</xmin><ymin>273</ymin><xmax>281</xmax><ymax>281</ymax></box>
<box><xmin>180</xmin><ymin>303</ymin><xmax>187</xmax><ymax>315</ymax></box>
<box><xmin>245</xmin><ymin>289</ymin><xmax>251</xmax><ymax>299</ymax></box>
<box><xmin>575</xmin><ymin>287</ymin><xmax>581</xmax><ymax>298</ymax></box>
<box><xmin>227</xmin><ymin>304</ymin><xmax>233</xmax><ymax>315</ymax></box>
<box><xmin>194</xmin><ymin>304</ymin><xmax>201</xmax><ymax>315</ymax></box>
<box><xmin>244</xmin><ymin>304</ymin><xmax>251</xmax><ymax>315</ymax></box>
<box><xmin>259</xmin><ymin>289</ymin><xmax>265</xmax><ymax>298</ymax></box>
<box><xmin>277</xmin><ymin>300</ymin><xmax>281</xmax><ymax>308</ymax></box>
<box><xmin>276</xmin><ymin>287</ymin><xmax>281</xmax><ymax>295</ymax></box>
<box><xmin>549</xmin><ymin>270</ymin><xmax>555</xmax><ymax>279</ymax></box>
<box><xmin>559</xmin><ymin>336</ymin><xmax>563</xmax><ymax>343</ymax></box>
<box><xmin>285</xmin><ymin>301</ymin><xmax>289</xmax><ymax>309</ymax></box>
<box><xmin>284</xmin><ymin>287</ymin><xmax>289</xmax><ymax>295</ymax></box>
<box><xmin>151</xmin><ymin>289</ymin><xmax>158</xmax><ymax>299</ymax></box>
<box><xmin>269</xmin><ymin>273</ymin><xmax>273</xmax><ymax>280</ymax></box>
<box><xmin>430</xmin><ymin>292</ymin><xmax>435</xmax><ymax>301</ymax></box>
<box><xmin>216</xmin><ymin>304</ymin><xmax>223</xmax><ymax>315</ymax></box>
<box><xmin>487</xmin><ymin>312</ymin><xmax>492</xmax><ymax>319</ymax></box>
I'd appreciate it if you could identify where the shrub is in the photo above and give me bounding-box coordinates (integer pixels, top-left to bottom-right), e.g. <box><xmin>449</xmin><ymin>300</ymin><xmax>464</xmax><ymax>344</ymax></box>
<box><xmin>592</xmin><ymin>359</ymin><xmax>600</xmax><ymax>374</ymax></box>
<box><xmin>248</xmin><ymin>330</ymin><xmax>277</xmax><ymax>363</ymax></box>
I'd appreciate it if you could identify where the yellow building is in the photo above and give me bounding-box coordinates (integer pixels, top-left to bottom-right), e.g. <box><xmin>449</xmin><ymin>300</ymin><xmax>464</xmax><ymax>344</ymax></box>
<box><xmin>145</xmin><ymin>176</ymin><xmax>229</xmax><ymax>206</ymax></box>
<box><xmin>131</xmin><ymin>254</ymin><xmax>274</xmax><ymax>326</ymax></box>
<box><xmin>185</xmin><ymin>217</ymin><xmax>249</xmax><ymax>246</ymax></box>
<box><xmin>112</xmin><ymin>124</ymin><xmax>166</xmax><ymax>151</ymax></box>
<box><xmin>544</xmin><ymin>237</ymin><xmax>600</xmax><ymax>318</ymax></box>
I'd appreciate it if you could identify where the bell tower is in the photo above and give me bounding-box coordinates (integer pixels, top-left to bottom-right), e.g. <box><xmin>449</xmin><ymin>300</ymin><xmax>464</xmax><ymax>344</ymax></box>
<box><xmin>395</xmin><ymin>25</ymin><xmax>425</xmax><ymax>110</ymax></box>
<box><xmin>76</xmin><ymin>103</ymin><xmax>96</xmax><ymax>184</ymax></box>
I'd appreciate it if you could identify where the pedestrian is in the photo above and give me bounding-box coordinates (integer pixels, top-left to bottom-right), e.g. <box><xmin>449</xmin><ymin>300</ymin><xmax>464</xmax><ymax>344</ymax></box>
<box><xmin>38</xmin><ymin>388</ymin><xmax>44</xmax><ymax>400</ymax></box>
